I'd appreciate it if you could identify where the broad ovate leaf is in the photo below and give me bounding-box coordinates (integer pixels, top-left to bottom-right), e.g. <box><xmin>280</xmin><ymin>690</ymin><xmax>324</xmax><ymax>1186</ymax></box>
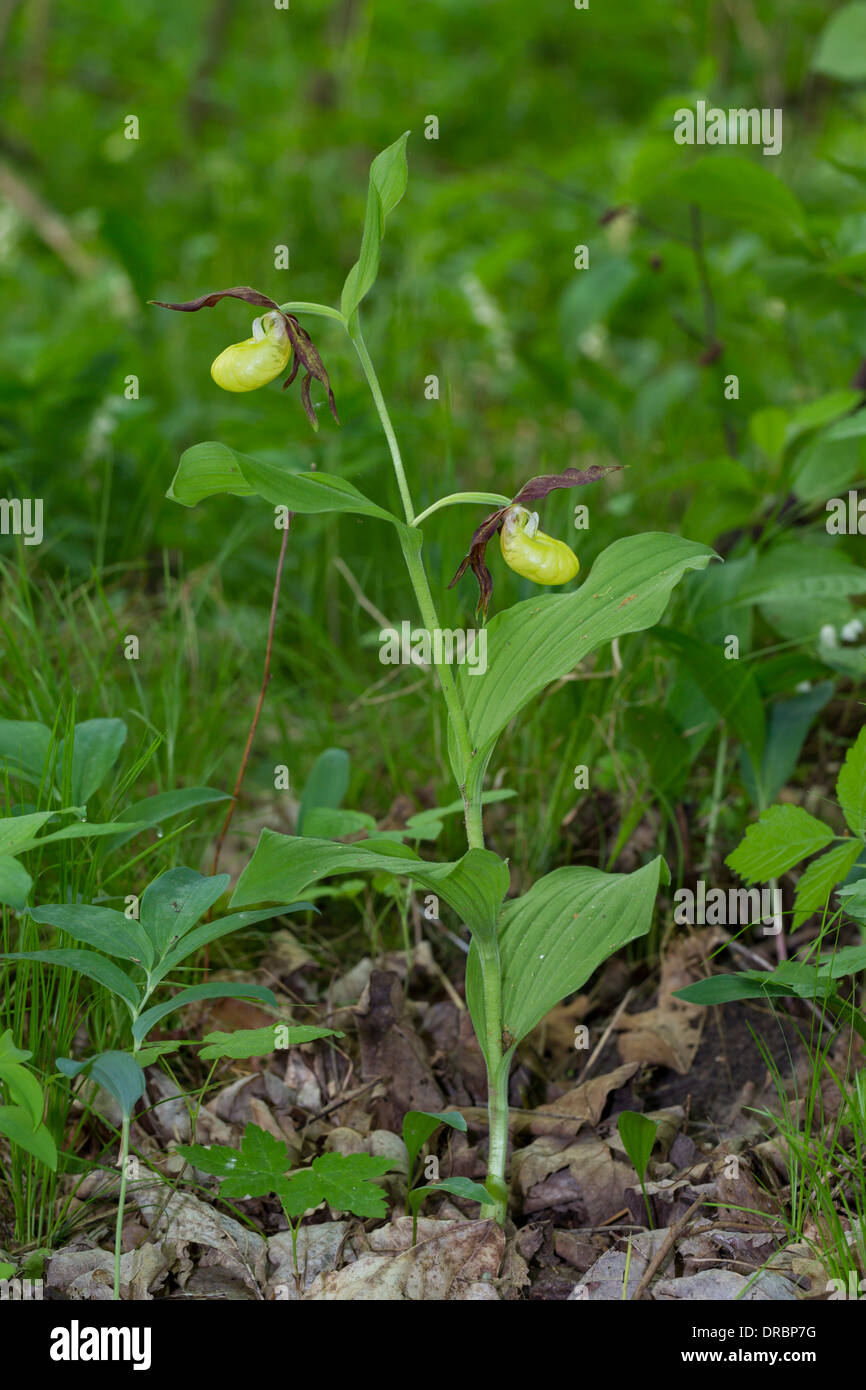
<box><xmin>231</xmin><ymin>835</ymin><xmax>508</xmax><ymax>941</ymax></box>
<box><xmin>168</xmin><ymin>442</ymin><xmax>402</xmax><ymax>528</ymax></box>
<box><xmin>467</xmin><ymin>857</ymin><xmax>668</xmax><ymax>1056</ymax></box>
<box><xmin>56</xmin><ymin>1051</ymin><xmax>146</xmax><ymax>1120</ymax></box>
<box><xmin>453</xmin><ymin>533</ymin><xmax>713</xmax><ymax>787</ymax></box>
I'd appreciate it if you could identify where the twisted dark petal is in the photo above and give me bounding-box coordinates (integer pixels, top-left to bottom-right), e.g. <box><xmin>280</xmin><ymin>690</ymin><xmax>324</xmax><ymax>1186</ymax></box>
<box><xmin>511</xmin><ymin>463</ymin><xmax>618</xmax><ymax>507</ymax></box>
<box><xmin>299</xmin><ymin>374</ymin><xmax>318</xmax><ymax>431</ymax></box>
<box><xmin>149</xmin><ymin>286</ymin><xmax>280</xmax><ymax>313</ymax></box>
<box><xmin>284</xmin><ymin>316</ymin><xmax>339</xmax><ymax>427</ymax></box>
<box><xmin>448</xmin><ymin>507</ymin><xmax>507</xmax><ymax>618</ymax></box>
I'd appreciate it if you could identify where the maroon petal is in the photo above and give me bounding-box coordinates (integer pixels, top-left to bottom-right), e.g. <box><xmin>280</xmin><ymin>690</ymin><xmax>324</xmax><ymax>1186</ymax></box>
<box><xmin>149</xmin><ymin>286</ymin><xmax>280</xmax><ymax>313</ymax></box>
<box><xmin>511</xmin><ymin>463</ymin><xmax>618</xmax><ymax>507</ymax></box>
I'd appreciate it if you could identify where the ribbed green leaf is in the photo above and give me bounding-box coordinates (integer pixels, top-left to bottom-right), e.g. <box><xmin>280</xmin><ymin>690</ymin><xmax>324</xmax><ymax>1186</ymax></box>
<box><xmin>231</xmin><ymin>833</ymin><xmax>507</xmax><ymax>940</ymax></box>
<box><xmin>29</xmin><ymin>903</ymin><xmax>152</xmax><ymax>968</ymax></box>
<box><xmin>56</xmin><ymin>1051</ymin><xmax>146</xmax><ymax>1120</ymax></box>
<box><xmin>454</xmin><ymin>533</ymin><xmax>713</xmax><ymax>785</ymax></box>
<box><xmin>467</xmin><ymin>857</ymin><xmax>668</xmax><ymax>1056</ymax></box>
<box><xmin>168</xmin><ymin>442</ymin><xmax>401</xmax><ymax>527</ymax></box>
<box><xmin>341</xmin><ymin>132</ymin><xmax>410</xmax><ymax>323</ymax></box>
<box><xmin>57</xmin><ymin>719</ymin><xmax>126</xmax><ymax>804</ymax></box>
<box><xmin>0</xmin><ymin>855</ymin><xmax>32</xmax><ymax>911</ymax></box>
<box><xmin>139</xmin><ymin>867</ymin><xmax>229</xmax><ymax>956</ymax></box>
<box><xmin>0</xmin><ymin>1105</ymin><xmax>57</xmax><ymax>1170</ymax></box>
<box><xmin>108</xmin><ymin>786</ymin><xmax>230</xmax><ymax>850</ymax></box>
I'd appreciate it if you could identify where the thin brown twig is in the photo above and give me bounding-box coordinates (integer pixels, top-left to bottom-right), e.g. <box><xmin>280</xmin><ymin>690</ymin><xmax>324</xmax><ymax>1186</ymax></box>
<box><xmin>630</xmin><ymin>1194</ymin><xmax>707</xmax><ymax>1300</ymax></box>
<box><xmin>209</xmin><ymin>518</ymin><xmax>292</xmax><ymax>882</ymax></box>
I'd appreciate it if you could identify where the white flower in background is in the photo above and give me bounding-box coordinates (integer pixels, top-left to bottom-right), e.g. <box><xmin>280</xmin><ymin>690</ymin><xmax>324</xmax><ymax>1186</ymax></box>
<box><xmin>819</xmin><ymin>624</ymin><xmax>838</xmax><ymax>648</ymax></box>
<box><xmin>840</xmin><ymin>618</ymin><xmax>864</xmax><ymax>643</ymax></box>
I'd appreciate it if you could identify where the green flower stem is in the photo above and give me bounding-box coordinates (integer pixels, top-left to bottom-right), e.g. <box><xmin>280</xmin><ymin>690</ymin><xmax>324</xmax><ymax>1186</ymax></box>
<box><xmin>113</xmin><ymin>1113</ymin><xmax>130</xmax><ymax>1301</ymax></box>
<box><xmin>349</xmin><ymin>323</ymin><xmax>483</xmax><ymax>850</ymax></box>
<box><xmin>412</xmin><ymin>492</ymin><xmax>512</xmax><ymax>528</ymax></box>
<box><xmin>349</xmin><ymin>326</ymin><xmax>416</xmax><ymax>525</ymax></box>
<box><xmin>278</xmin><ymin>301</ymin><xmax>347</xmax><ymax>325</ymax></box>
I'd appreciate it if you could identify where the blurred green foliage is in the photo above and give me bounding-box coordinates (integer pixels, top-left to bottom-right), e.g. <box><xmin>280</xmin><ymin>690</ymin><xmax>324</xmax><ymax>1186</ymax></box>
<box><xmin>0</xmin><ymin>0</ymin><xmax>864</xmax><ymax>865</ymax></box>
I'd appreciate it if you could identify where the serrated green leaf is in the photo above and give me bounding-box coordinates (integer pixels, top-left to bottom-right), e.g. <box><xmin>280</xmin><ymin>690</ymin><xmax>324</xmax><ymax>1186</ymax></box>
<box><xmin>726</xmin><ymin>804</ymin><xmax>835</xmax><ymax>883</ymax></box>
<box><xmin>793</xmin><ymin>840</ymin><xmax>863</xmax><ymax>930</ymax></box>
<box><xmin>836</xmin><ymin>727</ymin><xmax>866</xmax><ymax>838</ymax></box>
<box><xmin>303</xmin><ymin>1152</ymin><xmax>395</xmax><ymax>1219</ymax></box>
<box><xmin>177</xmin><ymin>1123</ymin><xmax>291</xmax><ymax>1197</ymax></box>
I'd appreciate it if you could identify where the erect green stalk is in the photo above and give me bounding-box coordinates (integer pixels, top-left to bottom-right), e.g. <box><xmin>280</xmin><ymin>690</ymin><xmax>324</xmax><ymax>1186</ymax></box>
<box><xmin>113</xmin><ymin>1113</ymin><xmax>130</xmax><ymax>1301</ymax></box>
<box><xmin>349</xmin><ymin>320</ymin><xmax>508</xmax><ymax>1221</ymax></box>
<box><xmin>476</xmin><ymin>932</ymin><xmax>509</xmax><ymax>1225</ymax></box>
<box><xmin>349</xmin><ymin>322</ymin><xmax>483</xmax><ymax>850</ymax></box>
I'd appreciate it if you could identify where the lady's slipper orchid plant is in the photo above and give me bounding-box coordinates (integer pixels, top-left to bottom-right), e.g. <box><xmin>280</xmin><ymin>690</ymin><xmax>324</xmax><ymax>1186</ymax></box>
<box><xmin>152</xmin><ymin>134</ymin><xmax>714</xmax><ymax>1228</ymax></box>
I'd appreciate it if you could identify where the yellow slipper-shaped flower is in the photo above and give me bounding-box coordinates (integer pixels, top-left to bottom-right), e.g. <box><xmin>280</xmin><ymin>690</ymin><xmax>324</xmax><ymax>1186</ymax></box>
<box><xmin>499</xmin><ymin>505</ymin><xmax>580</xmax><ymax>585</ymax></box>
<box><xmin>210</xmin><ymin>310</ymin><xmax>292</xmax><ymax>392</ymax></box>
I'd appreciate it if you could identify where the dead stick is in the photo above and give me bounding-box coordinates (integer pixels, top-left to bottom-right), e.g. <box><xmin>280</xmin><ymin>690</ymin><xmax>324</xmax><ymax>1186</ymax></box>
<box><xmin>203</xmin><ymin>520</ymin><xmax>291</xmax><ymax>972</ymax></box>
<box><xmin>630</xmin><ymin>1194</ymin><xmax>706</xmax><ymax>1300</ymax></box>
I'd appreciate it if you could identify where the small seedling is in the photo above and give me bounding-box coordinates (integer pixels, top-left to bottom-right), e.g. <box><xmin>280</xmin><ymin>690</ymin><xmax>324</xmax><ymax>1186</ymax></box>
<box><xmin>401</xmin><ymin>1108</ymin><xmax>489</xmax><ymax>1242</ymax></box>
<box><xmin>618</xmin><ymin>1110</ymin><xmax>659</xmax><ymax>1229</ymax></box>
